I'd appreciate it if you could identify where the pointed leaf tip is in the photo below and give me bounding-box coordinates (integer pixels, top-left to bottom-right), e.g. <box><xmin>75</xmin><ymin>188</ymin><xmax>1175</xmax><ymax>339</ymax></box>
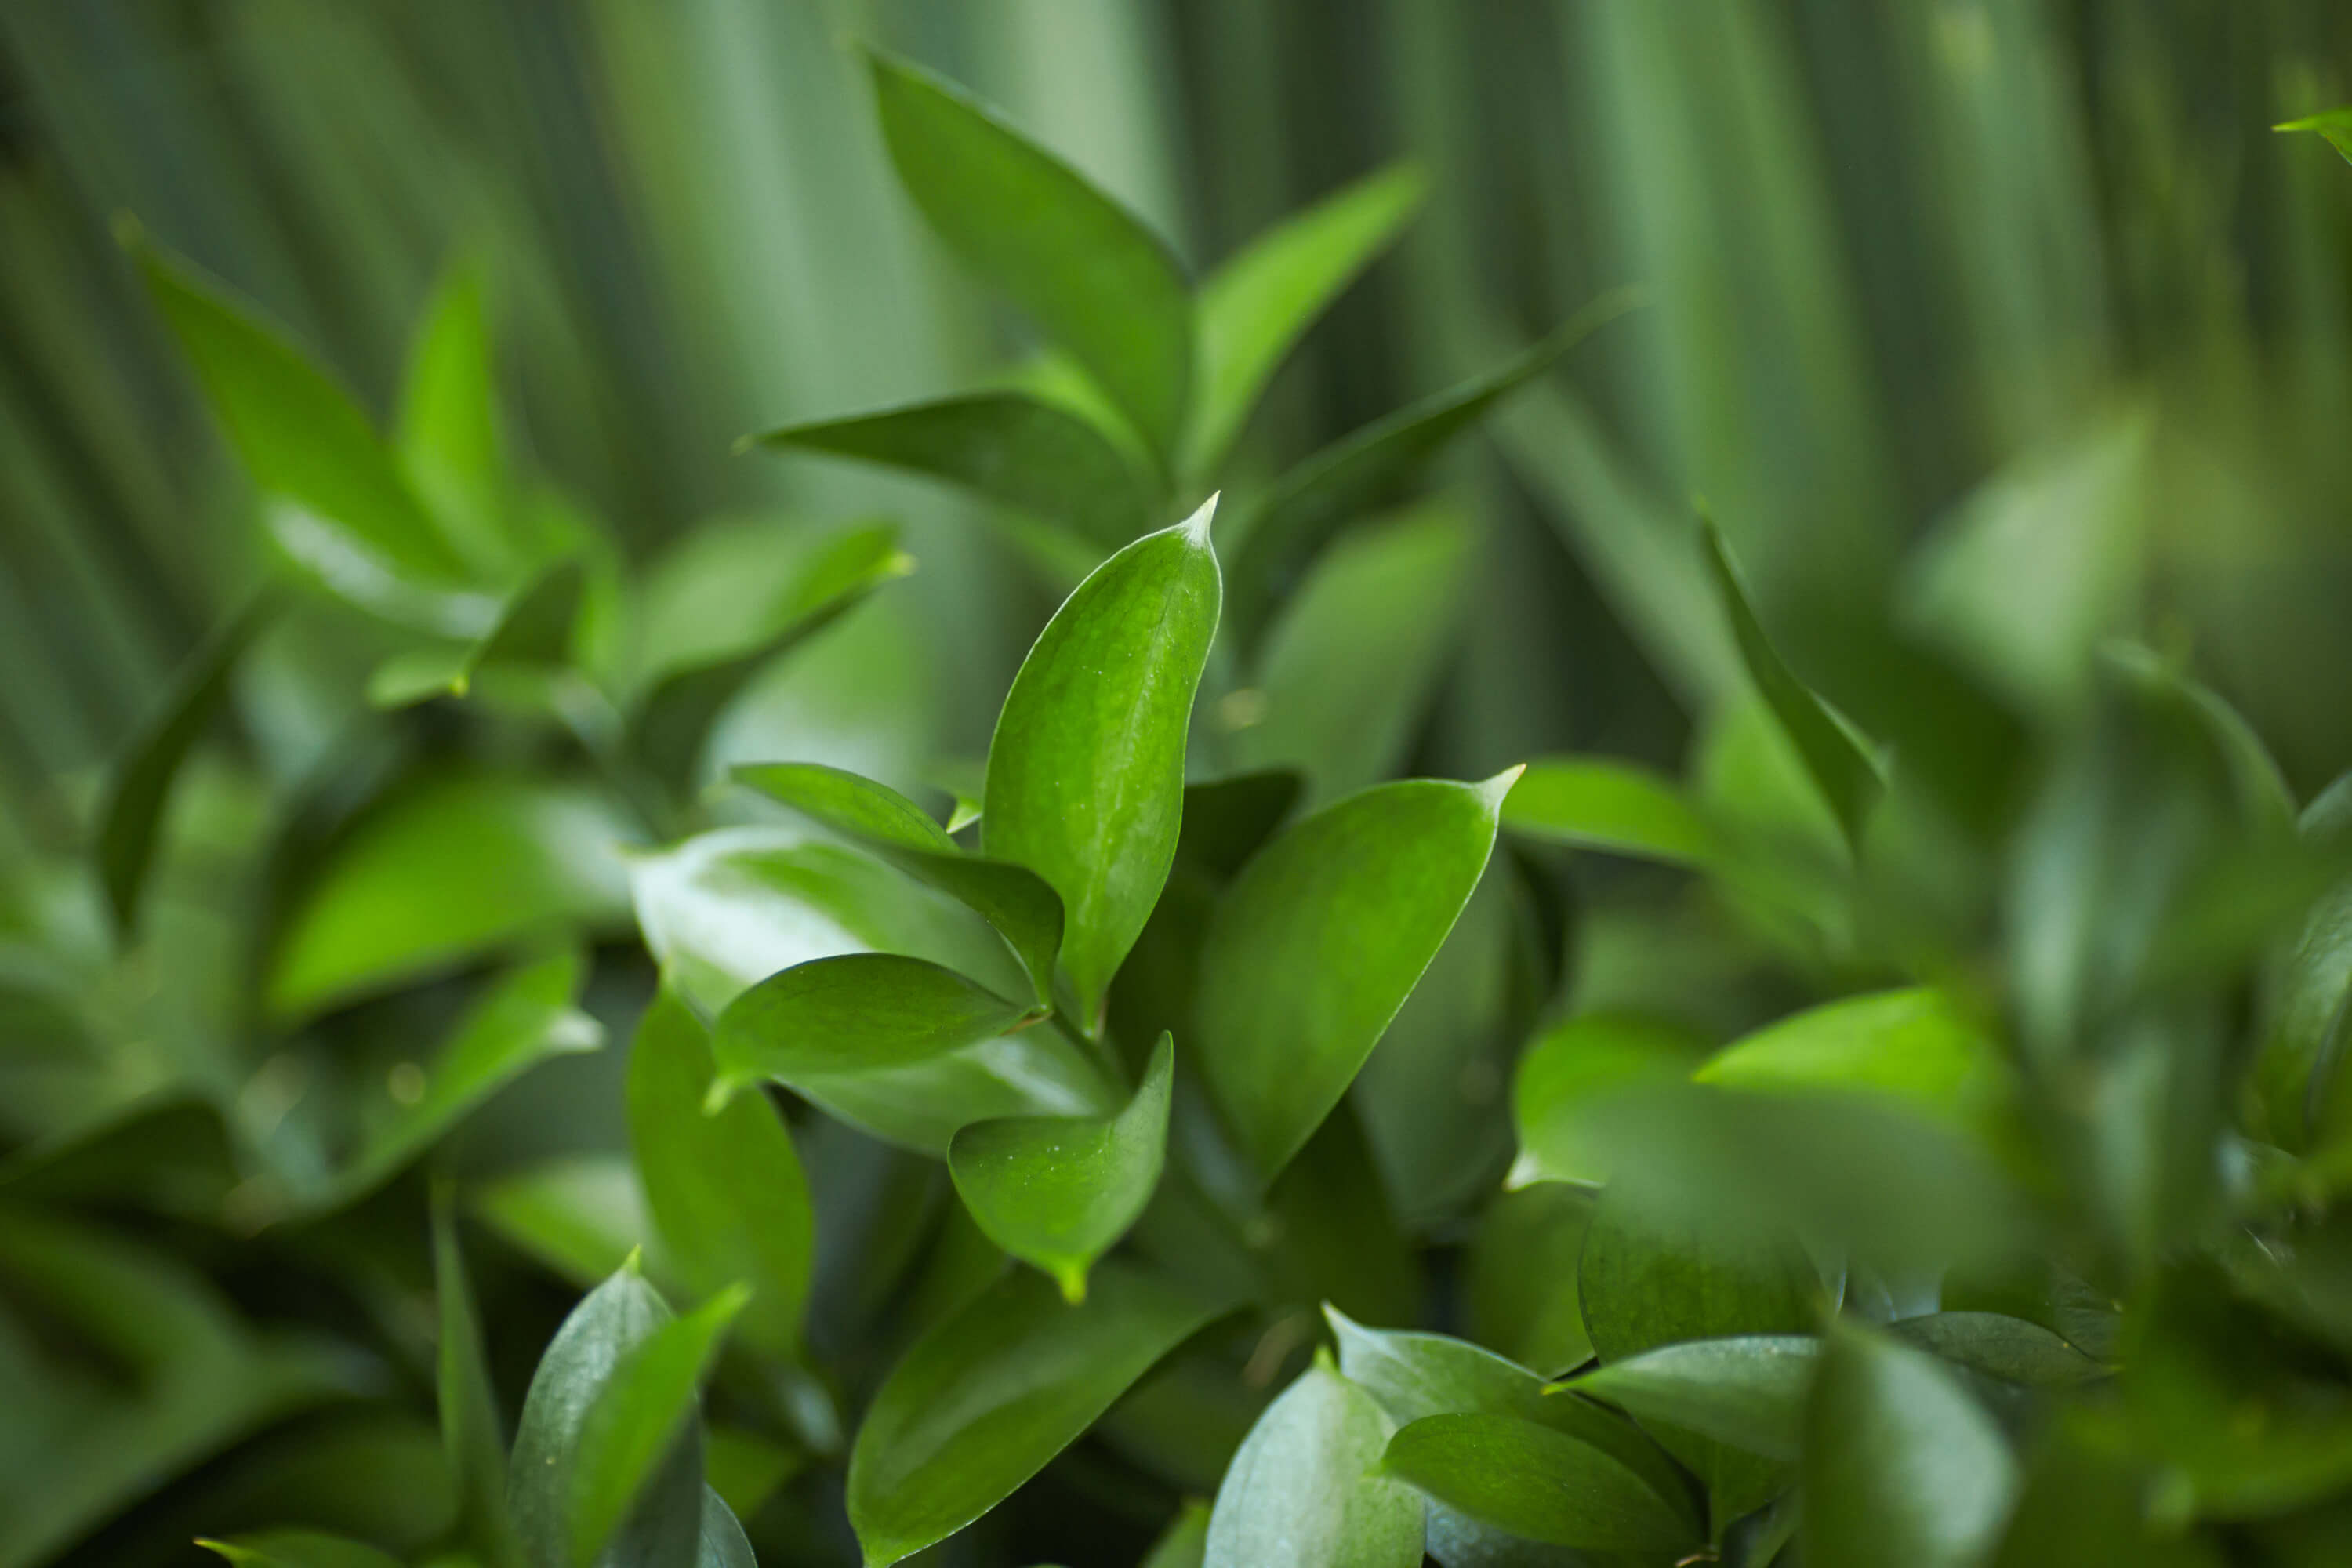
<box><xmin>1180</xmin><ymin>493</ymin><xmax>1219</xmax><ymax>543</ymax></box>
<box><xmin>1475</xmin><ymin>764</ymin><xmax>1527</xmax><ymax>811</ymax></box>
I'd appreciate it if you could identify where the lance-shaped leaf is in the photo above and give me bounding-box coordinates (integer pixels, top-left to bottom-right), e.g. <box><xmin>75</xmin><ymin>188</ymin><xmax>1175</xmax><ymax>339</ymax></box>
<box><xmin>1887</xmin><ymin>1312</ymin><xmax>2107</xmax><ymax>1388</ymax></box>
<box><xmin>1195</xmin><ymin>771</ymin><xmax>1512</xmax><ymax>1184</ymax></box>
<box><xmin>1224</xmin><ymin>289</ymin><xmax>1639</xmax><ymax>646</ymax></box>
<box><xmin>435</xmin><ymin>1190</ymin><xmax>524</xmax><ymax>1568</ymax></box>
<box><xmin>96</xmin><ymin>594</ymin><xmax>271</xmax><ymax>935</ymax></box>
<box><xmin>397</xmin><ymin>256</ymin><xmax>514</xmax><ymax>572</ymax></box>
<box><xmin>568</xmin><ymin>1286</ymin><xmax>748</xmax><ymax>1568</ymax></box>
<box><xmin>984</xmin><ymin>499</ymin><xmax>1221</xmax><ymax>1029</ymax></box>
<box><xmin>1700</xmin><ymin>517</ymin><xmax>1883</xmax><ymax>849</ymax></box>
<box><xmin>746</xmin><ymin>393</ymin><xmax>1152</xmax><ymax>550</ymax></box>
<box><xmin>2278</xmin><ymin>107</ymin><xmax>2352</xmax><ymax>165</ymax></box>
<box><xmin>1381</xmin><ymin>1412</ymin><xmax>1704</xmax><ymax>1554</ymax></box>
<box><xmin>734</xmin><ymin>761</ymin><xmax>1063</xmax><ymax>1004</ymax></box>
<box><xmin>1802</xmin><ymin>1323</ymin><xmax>2016</xmax><ymax>1568</ymax></box>
<box><xmin>1564</xmin><ymin>1337</ymin><xmax>1820</xmax><ymax>1463</ymax></box>
<box><xmin>198</xmin><ymin>1534</ymin><xmax>406</xmax><ymax>1568</ymax></box>
<box><xmin>847</xmin><ymin>1261</ymin><xmax>1225</xmax><ymax>1566</ymax></box>
<box><xmin>1501</xmin><ymin>757</ymin><xmax>1714</xmax><ymax>868</ymax></box>
<box><xmin>712</xmin><ymin>953</ymin><xmax>1044</xmax><ymax>1096</ymax></box>
<box><xmin>1188</xmin><ymin>162</ymin><xmax>1425</xmax><ymax>479</ymax></box>
<box><xmin>369</xmin><ymin>558</ymin><xmax>585</xmax><ymax>709</ymax></box>
<box><xmin>949</xmin><ymin>1033</ymin><xmax>1174</xmax><ymax>1301</ymax></box>
<box><xmin>1204</xmin><ymin>1356</ymin><xmax>1423</xmax><ymax>1568</ymax></box>
<box><xmin>867</xmin><ymin>51</ymin><xmax>1192</xmax><ymax>459</ymax></box>
<box><xmin>696</xmin><ymin>1490</ymin><xmax>757</xmax><ymax>1568</ymax></box>
<box><xmin>303</xmin><ymin>947</ymin><xmax>603</xmax><ymax>1214</ymax></box>
<box><xmin>126</xmin><ymin>231</ymin><xmax>495</xmax><ymax>635</ymax></box>
<box><xmin>626</xmin><ymin>522</ymin><xmax>913</xmax><ymax>793</ymax></box>
<box><xmin>628</xmin><ymin>988</ymin><xmax>814</xmax><ymax>1360</ymax></box>
<box><xmin>510</xmin><ymin>1261</ymin><xmax>703</xmax><ymax>1568</ymax></box>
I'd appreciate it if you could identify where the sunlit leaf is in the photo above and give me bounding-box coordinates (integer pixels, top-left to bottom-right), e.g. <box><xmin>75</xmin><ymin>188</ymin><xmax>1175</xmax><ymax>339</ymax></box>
<box><xmin>1501</xmin><ymin>757</ymin><xmax>1714</xmax><ymax>867</ymax></box>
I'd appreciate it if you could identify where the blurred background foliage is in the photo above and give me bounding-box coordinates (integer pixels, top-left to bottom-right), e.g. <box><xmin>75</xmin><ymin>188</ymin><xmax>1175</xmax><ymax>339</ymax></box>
<box><xmin>9</xmin><ymin>2</ymin><xmax>2352</xmax><ymax>1564</ymax></box>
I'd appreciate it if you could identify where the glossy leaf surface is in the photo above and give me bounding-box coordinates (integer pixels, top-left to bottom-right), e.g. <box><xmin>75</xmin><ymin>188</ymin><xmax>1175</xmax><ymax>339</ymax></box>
<box><xmin>713</xmin><ymin>953</ymin><xmax>1041</xmax><ymax>1089</ymax></box>
<box><xmin>567</xmin><ymin>1287</ymin><xmax>746</xmax><ymax>1568</ymax></box>
<box><xmin>1381</xmin><ymin>1412</ymin><xmax>1704</xmax><ymax>1553</ymax></box>
<box><xmin>1566</xmin><ymin>1336</ymin><xmax>1820</xmax><ymax>1463</ymax></box>
<box><xmin>1203</xmin><ymin>1358</ymin><xmax>1422</xmax><ymax>1568</ymax></box>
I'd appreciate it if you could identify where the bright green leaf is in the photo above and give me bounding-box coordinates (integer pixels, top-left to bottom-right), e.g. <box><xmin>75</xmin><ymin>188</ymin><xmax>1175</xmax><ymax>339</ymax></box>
<box><xmin>747</xmin><ymin>393</ymin><xmax>1151</xmax><ymax>550</ymax></box>
<box><xmin>1694</xmin><ymin>988</ymin><xmax>2013</xmax><ymax>1141</ymax></box>
<box><xmin>1203</xmin><ymin>1357</ymin><xmax>1423</xmax><ymax>1568</ymax></box>
<box><xmin>1195</xmin><ymin>771</ymin><xmax>1511</xmax><ymax>1184</ymax></box>
<box><xmin>1188</xmin><ymin>162</ymin><xmax>1425</xmax><ymax>479</ymax></box>
<box><xmin>628</xmin><ymin>987</ymin><xmax>814</xmax><ymax>1360</ymax></box>
<box><xmin>2278</xmin><ymin>107</ymin><xmax>2352</xmax><ymax>165</ymax></box>
<box><xmin>1566</xmin><ymin>1337</ymin><xmax>1820</xmax><ymax>1463</ymax></box>
<box><xmin>197</xmin><ymin>1533</ymin><xmax>406</xmax><ymax>1568</ymax></box>
<box><xmin>846</xmin><ymin>1261</ymin><xmax>1225</xmax><ymax>1567</ymax></box>
<box><xmin>867</xmin><ymin>52</ymin><xmax>1193</xmax><ymax>460</ymax></box>
<box><xmin>733</xmin><ymin>761</ymin><xmax>1063</xmax><ymax>1004</ymax></box>
<box><xmin>568</xmin><ymin>1286</ymin><xmax>747</xmax><ymax>1568</ymax></box>
<box><xmin>1381</xmin><ymin>1412</ymin><xmax>1704</xmax><ymax>1553</ymax></box>
<box><xmin>1802</xmin><ymin>1322</ymin><xmax>2017</xmax><ymax>1568</ymax></box>
<box><xmin>949</xmin><ymin>1032</ymin><xmax>1174</xmax><ymax>1301</ymax></box>
<box><xmin>369</xmin><ymin>558</ymin><xmax>585</xmax><ymax>709</ymax></box>
<box><xmin>397</xmin><ymin>255</ymin><xmax>514</xmax><ymax>573</ymax></box>
<box><xmin>713</xmin><ymin>953</ymin><xmax>1042</xmax><ymax>1088</ymax></box>
<box><xmin>984</xmin><ymin>499</ymin><xmax>1221</xmax><ymax>1029</ymax></box>
<box><xmin>1501</xmin><ymin>757</ymin><xmax>1714</xmax><ymax>867</ymax></box>
<box><xmin>1510</xmin><ymin>1013</ymin><xmax>1711</xmax><ymax>1187</ymax></box>
<box><xmin>473</xmin><ymin>1156</ymin><xmax>650</xmax><ymax>1289</ymax></box>
<box><xmin>1700</xmin><ymin>517</ymin><xmax>1883</xmax><ymax>849</ymax></box>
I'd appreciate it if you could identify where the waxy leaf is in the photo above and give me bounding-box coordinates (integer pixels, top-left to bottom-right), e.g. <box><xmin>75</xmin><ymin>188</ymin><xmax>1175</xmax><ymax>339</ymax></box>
<box><xmin>129</xmin><ymin>234</ymin><xmax>494</xmax><ymax>634</ymax></box>
<box><xmin>1501</xmin><ymin>757</ymin><xmax>1714</xmax><ymax>867</ymax></box>
<box><xmin>628</xmin><ymin>987</ymin><xmax>814</xmax><ymax>1359</ymax></box>
<box><xmin>1566</xmin><ymin>1336</ymin><xmax>1820</xmax><ymax>1462</ymax></box>
<box><xmin>868</xmin><ymin>52</ymin><xmax>1193</xmax><ymax>459</ymax></box>
<box><xmin>1196</xmin><ymin>771</ymin><xmax>1512</xmax><ymax>1183</ymax></box>
<box><xmin>1887</xmin><ymin>1312</ymin><xmax>2106</xmax><ymax>1388</ymax></box>
<box><xmin>1381</xmin><ymin>1412</ymin><xmax>1704</xmax><ymax>1553</ymax></box>
<box><xmin>748</xmin><ymin>393</ymin><xmax>1151</xmax><ymax>550</ymax></box>
<box><xmin>697</xmin><ymin>1490</ymin><xmax>757</xmax><ymax>1568</ymax></box>
<box><xmin>267</xmin><ymin>771</ymin><xmax>633</xmax><ymax>1021</ymax></box>
<box><xmin>713</xmin><ymin>953</ymin><xmax>1042</xmax><ymax>1091</ymax></box>
<box><xmin>304</xmin><ymin>947</ymin><xmax>602</xmax><ymax>1214</ymax></box>
<box><xmin>847</xmin><ymin>1261</ymin><xmax>1225</xmax><ymax>1566</ymax></box>
<box><xmin>197</xmin><ymin>1534</ymin><xmax>405</xmax><ymax>1568</ymax></box>
<box><xmin>1188</xmin><ymin>162</ymin><xmax>1425</xmax><ymax>479</ymax></box>
<box><xmin>510</xmin><ymin>1261</ymin><xmax>699</xmax><ymax>1568</ymax></box>
<box><xmin>1802</xmin><ymin>1323</ymin><xmax>2016</xmax><ymax>1568</ymax></box>
<box><xmin>984</xmin><ymin>500</ymin><xmax>1221</xmax><ymax>1029</ymax></box>
<box><xmin>568</xmin><ymin>1286</ymin><xmax>747</xmax><ymax>1568</ymax></box>
<box><xmin>949</xmin><ymin>1033</ymin><xmax>1174</xmax><ymax>1301</ymax></box>
<box><xmin>627</xmin><ymin>521</ymin><xmax>913</xmax><ymax>793</ymax></box>
<box><xmin>1203</xmin><ymin>1357</ymin><xmax>1423</xmax><ymax>1568</ymax></box>
<box><xmin>1224</xmin><ymin>291</ymin><xmax>1638</xmax><ymax>644</ymax></box>
<box><xmin>734</xmin><ymin>761</ymin><xmax>1063</xmax><ymax>1004</ymax></box>
<box><xmin>96</xmin><ymin>594</ymin><xmax>271</xmax><ymax>935</ymax></box>
<box><xmin>435</xmin><ymin>1191</ymin><xmax>523</xmax><ymax>1568</ymax></box>
<box><xmin>369</xmin><ymin>558</ymin><xmax>584</xmax><ymax>709</ymax></box>
<box><xmin>1700</xmin><ymin>517</ymin><xmax>1883</xmax><ymax>848</ymax></box>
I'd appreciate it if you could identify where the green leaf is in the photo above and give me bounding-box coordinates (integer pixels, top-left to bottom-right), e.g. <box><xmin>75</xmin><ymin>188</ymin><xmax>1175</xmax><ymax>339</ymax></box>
<box><xmin>510</xmin><ymin>1261</ymin><xmax>699</xmax><ymax>1568</ymax></box>
<box><xmin>949</xmin><ymin>1032</ymin><xmax>1174</xmax><ymax>1301</ymax></box>
<box><xmin>984</xmin><ymin>500</ymin><xmax>1221</xmax><ymax>1028</ymax></box>
<box><xmin>1802</xmin><ymin>1323</ymin><xmax>2016</xmax><ymax>1568</ymax></box>
<box><xmin>733</xmin><ymin>761</ymin><xmax>1063</xmax><ymax>1004</ymax></box>
<box><xmin>866</xmin><ymin>51</ymin><xmax>1193</xmax><ymax>460</ymax></box>
<box><xmin>2255</xmin><ymin>771</ymin><xmax>2352</xmax><ymax>1153</ymax></box>
<box><xmin>1566</xmin><ymin>1337</ymin><xmax>1820</xmax><ymax>1463</ymax></box>
<box><xmin>267</xmin><ymin>771</ymin><xmax>633</xmax><ymax>1021</ymax></box>
<box><xmin>1577</xmin><ymin>1183</ymin><xmax>1821</xmax><ymax>1532</ymax></box>
<box><xmin>747</xmin><ymin>393</ymin><xmax>1151</xmax><ymax>550</ymax></box>
<box><xmin>626</xmin><ymin>522</ymin><xmax>913</xmax><ymax>793</ymax></box>
<box><xmin>713</xmin><ymin>953</ymin><xmax>1042</xmax><ymax>1087</ymax></box>
<box><xmin>1693</xmin><ymin>988</ymin><xmax>2013</xmax><ymax>1138</ymax></box>
<box><xmin>1381</xmin><ymin>1412</ymin><xmax>1704</xmax><ymax>1553</ymax></box>
<box><xmin>1510</xmin><ymin>1014</ymin><xmax>1711</xmax><ymax>1187</ymax></box>
<box><xmin>435</xmin><ymin>1189</ymin><xmax>524</xmax><ymax>1568</ymax></box>
<box><xmin>1466</xmin><ymin>1185</ymin><xmax>1598</xmax><ymax>1377</ymax></box>
<box><xmin>1700</xmin><ymin>517</ymin><xmax>1883</xmax><ymax>848</ymax></box>
<box><xmin>397</xmin><ymin>255</ymin><xmax>514</xmax><ymax>572</ymax></box>
<box><xmin>474</xmin><ymin>1156</ymin><xmax>650</xmax><ymax>1288</ymax></box>
<box><xmin>1223</xmin><ymin>290</ymin><xmax>1639</xmax><ymax>645</ymax></box>
<box><xmin>126</xmin><ymin>232</ymin><xmax>493</xmax><ymax>633</ymax></box>
<box><xmin>847</xmin><ymin>1261</ymin><xmax>1225</xmax><ymax>1567</ymax></box>
<box><xmin>2278</xmin><ymin>107</ymin><xmax>2352</xmax><ymax>165</ymax></box>
<box><xmin>304</xmin><ymin>947</ymin><xmax>602</xmax><ymax>1213</ymax></box>
<box><xmin>1196</xmin><ymin>771</ymin><xmax>1511</xmax><ymax>1183</ymax></box>
<box><xmin>96</xmin><ymin>594</ymin><xmax>271</xmax><ymax>935</ymax></box>
<box><xmin>696</xmin><ymin>1488</ymin><xmax>757</xmax><ymax>1568</ymax></box>
<box><xmin>1142</xmin><ymin>1500</ymin><xmax>1210</xmax><ymax>1568</ymax></box>
<box><xmin>568</xmin><ymin>1285</ymin><xmax>747</xmax><ymax>1568</ymax></box>
<box><xmin>1886</xmin><ymin>1312</ymin><xmax>2107</xmax><ymax>1388</ymax></box>
<box><xmin>369</xmin><ymin>558</ymin><xmax>585</xmax><ymax>709</ymax></box>
<box><xmin>1228</xmin><ymin>501</ymin><xmax>1474</xmax><ymax>804</ymax></box>
<box><xmin>628</xmin><ymin>987</ymin><xmax>814</xmax><ymax>1360</ymax></box>
<box><xmin>197</xmin><ymin>1534</ymin><xmax>406</xmax><ymax>1568</ymax></box>
<box><xmin>1188</xmin><ymin>162</ymin><xmax>1425</xmax><ymax>479</ymax></box>
<box><xmin>1203</xmin><ymin>1357</ymin><xmax>1423</xmax><ymax>1568</ymax></box>
<box><xmin>1501</xmin><ymin>757</ymin><xmax>1714</xmax><ymax>867</ymax></box>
